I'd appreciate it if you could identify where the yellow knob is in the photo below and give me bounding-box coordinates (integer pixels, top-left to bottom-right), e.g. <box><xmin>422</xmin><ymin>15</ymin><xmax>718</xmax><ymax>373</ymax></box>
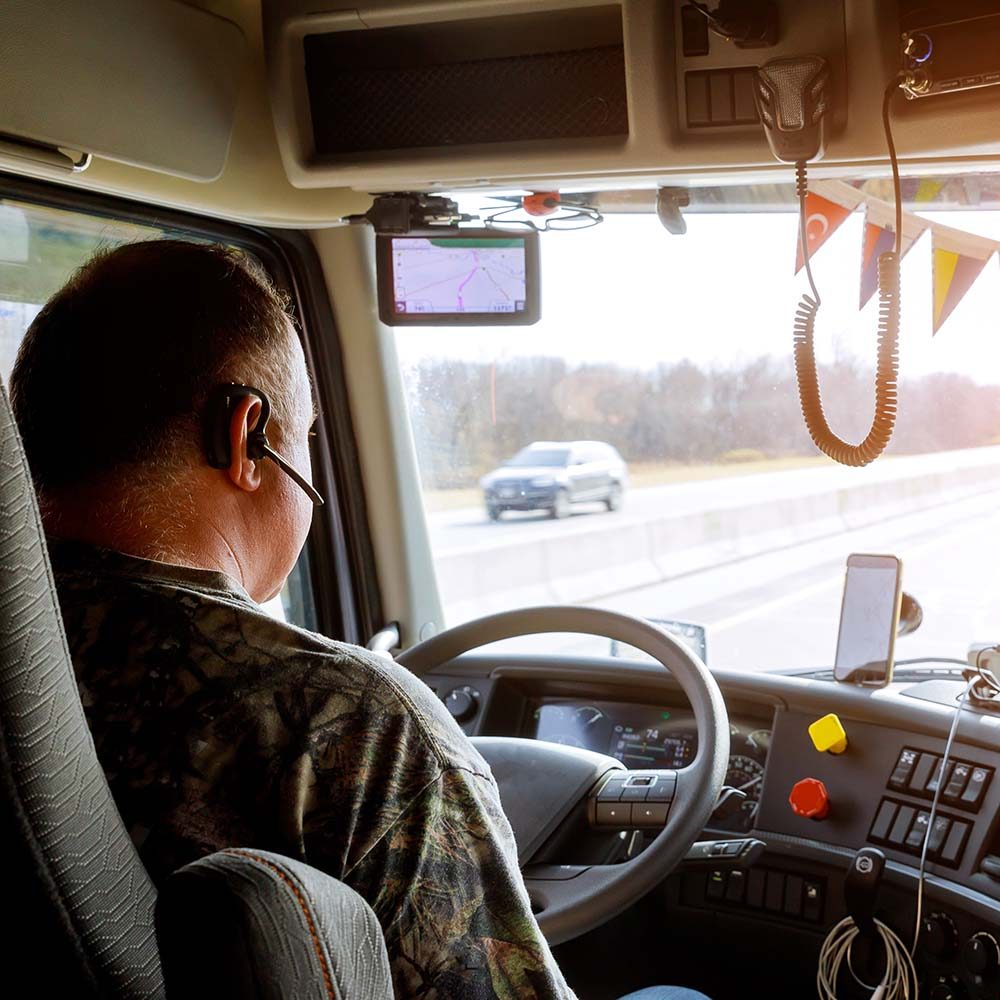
<box><xmin>808</xmin><ymin>713</ymin><xmax>847</xmax><ymax>754</ymax></box>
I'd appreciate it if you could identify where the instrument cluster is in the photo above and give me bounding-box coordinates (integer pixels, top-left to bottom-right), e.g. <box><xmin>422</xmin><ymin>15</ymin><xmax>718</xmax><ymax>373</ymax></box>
<box><xmin>529</xmin><ymin>699</ymin><xmax>771</xmax><ymax>832</ymax></box>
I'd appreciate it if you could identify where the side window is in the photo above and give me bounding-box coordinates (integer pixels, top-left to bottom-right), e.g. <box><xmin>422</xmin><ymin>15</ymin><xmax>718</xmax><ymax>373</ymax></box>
<box><xmin>0</xmin><ymin>196</ymin><xmax>315</xmax><ymax>629</ymax></box>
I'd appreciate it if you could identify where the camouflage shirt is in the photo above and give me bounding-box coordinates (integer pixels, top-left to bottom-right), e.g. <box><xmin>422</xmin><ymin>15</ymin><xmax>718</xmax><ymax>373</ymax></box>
<box><xmin>50</xmin><ymin>541</ymin><xmax>576</xmax><ymax>1000</ymax></box>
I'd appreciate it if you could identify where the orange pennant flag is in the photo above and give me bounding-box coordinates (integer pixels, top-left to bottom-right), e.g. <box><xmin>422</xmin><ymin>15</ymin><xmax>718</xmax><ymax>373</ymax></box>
<box><xmin>795</xmin><ymin>191</ymin><xmax>855</xmax><ymax>273</ymax></box>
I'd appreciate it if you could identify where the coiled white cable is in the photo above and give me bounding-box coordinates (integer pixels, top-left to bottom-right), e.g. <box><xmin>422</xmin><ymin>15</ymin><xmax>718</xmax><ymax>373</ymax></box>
<box><xmin>817</xmin><ymin>916</ymin><xmax>919</xmax><ymax>999</ymax></box>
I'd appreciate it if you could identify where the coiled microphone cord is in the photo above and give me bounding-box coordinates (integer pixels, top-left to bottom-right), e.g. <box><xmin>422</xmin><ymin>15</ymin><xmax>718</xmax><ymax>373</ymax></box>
<box><xmin>792</xmin><ymin>77</ymin><xmax>905</xmax><ymax>467</ymax></box>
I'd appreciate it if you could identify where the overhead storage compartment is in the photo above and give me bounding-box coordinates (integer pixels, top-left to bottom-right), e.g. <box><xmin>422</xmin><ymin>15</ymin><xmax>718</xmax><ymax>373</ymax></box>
<box><xmin>265</xmin><ymin>0</ymin><xmax>1000</xmax><ymax>194</ymax></box>
<box><xmin>303</xmin><ymin>7</ymin><xmax>628</xmax><ymax>156</ymax></box>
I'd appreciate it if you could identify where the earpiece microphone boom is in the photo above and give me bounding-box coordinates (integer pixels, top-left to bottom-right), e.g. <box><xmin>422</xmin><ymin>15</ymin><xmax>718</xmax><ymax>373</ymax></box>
<box><xmin>204</xmin><ymin>383</ymin><xmax>324</xmax><ymax>507</ymax></box>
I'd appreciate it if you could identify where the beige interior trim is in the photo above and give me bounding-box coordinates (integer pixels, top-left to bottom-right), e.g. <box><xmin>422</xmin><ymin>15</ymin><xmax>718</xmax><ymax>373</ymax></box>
<box><xmin>310</xmin><ymin>225</ymin><xmax>444</xmax><ymax>643</ymax></box>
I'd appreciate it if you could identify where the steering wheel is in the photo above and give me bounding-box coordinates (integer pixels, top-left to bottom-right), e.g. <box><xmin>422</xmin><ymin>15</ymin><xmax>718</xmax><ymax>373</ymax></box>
<box><xmin>396</xmin><ymin>606</ymin><xmax>729</xmax><ymax>946</ymax></box>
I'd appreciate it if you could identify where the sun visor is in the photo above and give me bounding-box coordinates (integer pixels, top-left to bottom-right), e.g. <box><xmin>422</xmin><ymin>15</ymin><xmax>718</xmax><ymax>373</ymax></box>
<box><xmin>0</xmin><ymin>0</ymin><xmax>247</xmax><ymax>182</ymax></box>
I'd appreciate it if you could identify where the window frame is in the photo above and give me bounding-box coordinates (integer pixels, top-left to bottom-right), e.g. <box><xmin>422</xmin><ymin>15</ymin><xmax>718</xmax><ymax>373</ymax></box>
<box><xmin>0</xmin><ymin>173</ymin><xmax>381</xmax><ymax>646</ymax></box>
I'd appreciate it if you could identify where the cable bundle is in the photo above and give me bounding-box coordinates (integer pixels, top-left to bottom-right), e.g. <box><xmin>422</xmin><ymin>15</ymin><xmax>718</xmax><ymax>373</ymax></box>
<box><xmin>817</xmin><ymin>916</ymin><xmax>918</xmax><ymax>1000</ymax></box>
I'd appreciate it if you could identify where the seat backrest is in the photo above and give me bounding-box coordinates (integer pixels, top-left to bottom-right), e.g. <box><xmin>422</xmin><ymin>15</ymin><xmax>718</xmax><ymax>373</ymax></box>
<box><xmin>0</xmin><ymin>381</ymin><xmax>164</xmax><ymax>997</ymax></box>
<box><xmin>156</xmin><ymin>849</ymin><xmax>394</xmax><ymax>1000</ymax></box>
<box><xmin>0</xmin><ymin>375</ymin><xmax>391</xmax><ymax>999</ymax></box>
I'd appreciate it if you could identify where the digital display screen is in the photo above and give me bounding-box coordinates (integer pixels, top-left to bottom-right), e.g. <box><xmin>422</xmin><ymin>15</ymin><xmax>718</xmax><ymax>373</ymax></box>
<box><xmin>376</xmin><ymin>230</ymin><xmax>539</xmax><ymax>326</ymax></box>
<box><xmin>834</xmin><ymin>557</ymin><xmax>900</xmax><ymax>683</ymax></box>
<box><xmin>531</xmin><ymin>702</ymin><xmax>696</xmax><ymax>769</ymax></box>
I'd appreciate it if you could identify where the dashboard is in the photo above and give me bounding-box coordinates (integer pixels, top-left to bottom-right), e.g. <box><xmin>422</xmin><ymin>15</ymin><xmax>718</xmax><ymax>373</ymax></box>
<box><xmin>528</xmin><ymin>699</ymin><xmax>770</xmax><ymax>833</ymax></box>
<box><xmin>427</xmin><ymin>654</ymin><xmax>1000</xmax><ymax>997</ymax></box>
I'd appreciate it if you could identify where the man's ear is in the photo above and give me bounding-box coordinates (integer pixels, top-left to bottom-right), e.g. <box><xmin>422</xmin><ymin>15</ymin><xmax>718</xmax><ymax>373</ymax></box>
<box><xmin>226</xmin><ymin>394</ymin><xmax>263</xmax><ymax>493</ymax></box>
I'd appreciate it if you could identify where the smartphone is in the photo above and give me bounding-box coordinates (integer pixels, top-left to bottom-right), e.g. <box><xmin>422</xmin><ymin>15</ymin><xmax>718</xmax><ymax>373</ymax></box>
<box><xmin>833</xmin><ymin>554</ymin><xmax>903</xmax><ymax>686</ymax></box>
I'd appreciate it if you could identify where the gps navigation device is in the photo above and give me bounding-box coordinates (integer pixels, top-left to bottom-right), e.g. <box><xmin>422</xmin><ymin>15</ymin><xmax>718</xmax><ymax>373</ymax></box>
<box><xmin>376</xmin><ymin>229</ymin><xmax>540</xmax><ymax>326</ymax></box>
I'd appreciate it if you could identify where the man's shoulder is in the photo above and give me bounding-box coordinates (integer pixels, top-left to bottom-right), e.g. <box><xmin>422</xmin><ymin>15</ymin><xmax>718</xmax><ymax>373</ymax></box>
<box><xmin>278</xmin><ymin>625</ymin><xmax>487</xmax><ymax>775</ymax></box>
<box><xmin>56</xmin><ymin>560</ymin><xmax>485</xmax><ymax>775</ymax></box>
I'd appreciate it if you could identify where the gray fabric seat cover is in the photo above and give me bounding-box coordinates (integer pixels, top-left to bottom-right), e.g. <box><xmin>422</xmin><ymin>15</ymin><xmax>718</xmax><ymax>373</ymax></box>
<box><xmin>156</xmin><ymin>849</ymin><xmax>393</xmax><ymax>1000</ymax></box>
<box><xmin>0</xmin><ymin>381</ymin><xmax>164</xmax><ymax>996</ymax></box>
<box><xmin>0</xmin><ymin>377</ymin><xmax>391</xmax><ymax>998</ymax></box>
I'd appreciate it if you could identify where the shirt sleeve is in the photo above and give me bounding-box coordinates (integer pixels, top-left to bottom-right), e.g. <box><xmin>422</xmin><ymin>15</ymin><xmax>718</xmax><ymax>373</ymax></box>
<box><xmin>344</xmin><ymin>765</ymin><xmax>578</xmax><ymax>1000</ymax></box>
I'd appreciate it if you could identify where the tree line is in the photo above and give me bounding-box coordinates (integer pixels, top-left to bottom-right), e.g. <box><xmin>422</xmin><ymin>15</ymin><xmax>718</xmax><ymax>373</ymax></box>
<box><xmin>401</xmin><ymin>356</ymin><xmax>1000</xmax><ymax>489</ymax></box>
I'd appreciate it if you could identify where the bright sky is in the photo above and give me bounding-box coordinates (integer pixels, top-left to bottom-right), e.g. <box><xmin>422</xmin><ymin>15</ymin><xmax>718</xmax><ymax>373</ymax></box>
<box><xmin>392</xmin><ymin>205</ymin><xmax>1000</xmax><ymax>386</ymax></box>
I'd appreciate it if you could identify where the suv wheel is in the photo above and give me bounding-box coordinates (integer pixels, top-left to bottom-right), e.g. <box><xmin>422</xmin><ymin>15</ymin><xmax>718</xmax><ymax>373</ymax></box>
<box><xmin>606</xmin><ymin>483</ymin><xmax>624</xmax><ymax>512</ymax></box>
<box><xmin>486</xmin><ymin>502</ymin><xmax>502</xmax><ymax>521</ymax></box>
<box><xmin>550</xmin><ymin>489</ymin><xmax>570</xmax><ymax>519</ymax></box>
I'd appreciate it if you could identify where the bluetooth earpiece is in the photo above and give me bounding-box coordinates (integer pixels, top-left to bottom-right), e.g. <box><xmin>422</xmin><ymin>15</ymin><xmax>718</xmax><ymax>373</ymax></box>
<box><xmin>204</xmin><ymin>383</ymin><xmax>324</xmax><ymax>507</ymax></box>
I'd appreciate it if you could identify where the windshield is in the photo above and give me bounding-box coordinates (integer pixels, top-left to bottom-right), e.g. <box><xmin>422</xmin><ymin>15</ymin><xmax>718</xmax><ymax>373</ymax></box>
<box><xmin>392</xmin><ymin>177</ymin><xmax>1000</xmax><ymax>672</ymax></box>
<box><xmin>508</xmin><ymin>448</ymin><xmax>570</xmax><ymax>468</ymax></box>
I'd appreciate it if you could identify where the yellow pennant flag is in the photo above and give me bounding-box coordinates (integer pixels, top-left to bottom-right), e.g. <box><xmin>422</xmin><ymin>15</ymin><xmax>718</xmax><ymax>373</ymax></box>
<box><xmin>931</xmin><ymin>225</ymin><xmax>999</xmax><ymax>334</ymax></box>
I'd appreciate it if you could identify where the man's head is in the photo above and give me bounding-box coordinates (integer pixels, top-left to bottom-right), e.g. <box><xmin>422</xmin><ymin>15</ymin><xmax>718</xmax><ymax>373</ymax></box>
<box><xmin>10</xmin><ymin>239</ymin><xmax>316</xmax><ymax>602</ymax></box>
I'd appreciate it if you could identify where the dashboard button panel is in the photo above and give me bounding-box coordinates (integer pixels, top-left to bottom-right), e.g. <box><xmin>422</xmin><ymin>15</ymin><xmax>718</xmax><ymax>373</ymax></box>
<box><xmin>868</xmin><ymin>796</ymin><xmax>972</xmax><ymax>868</ymax></box>
<box><xmin>887</xmin><ymin>748</ymin><xmax>994</xmax><ymax>812</ymax></box>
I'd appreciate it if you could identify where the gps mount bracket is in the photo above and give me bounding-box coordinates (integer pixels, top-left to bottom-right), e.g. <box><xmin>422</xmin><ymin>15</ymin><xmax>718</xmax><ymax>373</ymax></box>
<box><xmin>346</xmin><ymin>192</ymin><xmax>474</xmax><ymax>234</ymax></box>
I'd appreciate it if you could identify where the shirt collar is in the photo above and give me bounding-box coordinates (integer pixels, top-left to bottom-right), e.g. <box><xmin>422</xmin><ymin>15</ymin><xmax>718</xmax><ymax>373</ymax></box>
<box><xmin>47</xmin><ymin>538</ymin><xmax>253</xmax><ymax>603</ymax></box>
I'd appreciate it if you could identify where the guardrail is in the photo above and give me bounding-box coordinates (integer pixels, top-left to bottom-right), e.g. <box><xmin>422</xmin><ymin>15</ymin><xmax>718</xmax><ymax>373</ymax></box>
<box><xmin>434</xmin><ymin>447</ymin><xmax>1000</xmax><ymax>622</ymax></box>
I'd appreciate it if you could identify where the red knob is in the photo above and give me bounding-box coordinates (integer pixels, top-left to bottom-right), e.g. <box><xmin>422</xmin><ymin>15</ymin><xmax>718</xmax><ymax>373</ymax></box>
<box><xmin>789</xmin><ymin>777</ymin><xmax>830</xmax><ymax>820</ymax></box>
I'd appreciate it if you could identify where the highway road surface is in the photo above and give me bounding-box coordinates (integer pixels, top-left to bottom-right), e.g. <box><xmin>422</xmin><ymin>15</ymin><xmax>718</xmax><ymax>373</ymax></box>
<box><xmin>425</xmin><ymin>461</ymin><xmax>1000</xmax><ymax>674</ymax></box>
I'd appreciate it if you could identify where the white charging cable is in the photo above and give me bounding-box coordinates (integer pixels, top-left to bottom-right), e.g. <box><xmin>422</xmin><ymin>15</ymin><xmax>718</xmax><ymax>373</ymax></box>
<box><xmin>910</xmin><ymin>675</ymin><xmax>976</xmax><ymax>956</ymax></box>
<box><xmin>817</xmin><ymin>915</ymin><xmax>918</xmax><ymax>999</ymax></box>
<box><xmin>819</xmin><ymin>666</ymin><xmax>987</xmax><ymax>998</ymax></box>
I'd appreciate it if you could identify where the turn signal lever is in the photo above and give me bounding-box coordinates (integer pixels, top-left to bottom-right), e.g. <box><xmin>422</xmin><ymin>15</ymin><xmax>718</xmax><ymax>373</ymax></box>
<box><xmin>712</xmin><ymin>785</ymin><xmax>748</xmax><ymax>822</ymax></box>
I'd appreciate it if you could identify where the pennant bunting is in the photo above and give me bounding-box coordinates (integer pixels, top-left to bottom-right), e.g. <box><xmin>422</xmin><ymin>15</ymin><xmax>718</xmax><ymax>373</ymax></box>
<box><xmin>931</xmin><ymin>225</ymin><xmax>998</xmax><ymax>334</ymax></box>
<box><xmin>791</xmin><ymin>179</ymin><xmax>1000</xmax><ymax>335</ymax></box>
<box><xmin>795</xmin><ymin>192</ymin><xmax>855</xmax><ymax>273</ymax></box>
<box><xmin>899</xmin><ymin>177</ymin><xmax>945</xmax><ymax>204</ymax></box>
<box><xmin>795</xmin><ymin>182</ymin><xmax>863</xmax><ymax>273</ymax></box>
<box><xmin>858</xmin><ymin>199</ymin><xmax>927</xmax><ymax>308</ymax></box>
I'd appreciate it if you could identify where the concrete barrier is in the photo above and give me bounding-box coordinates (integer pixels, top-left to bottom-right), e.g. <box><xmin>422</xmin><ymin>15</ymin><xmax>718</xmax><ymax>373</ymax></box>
<box><xmin>434</xmin><ymin>448</ymin><xmax>1000</xmax><ymax>622</ymax></box>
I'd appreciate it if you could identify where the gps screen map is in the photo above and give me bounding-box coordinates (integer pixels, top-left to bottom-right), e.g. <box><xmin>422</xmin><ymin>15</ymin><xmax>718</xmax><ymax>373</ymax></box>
<box><xmin>377</xmin><ymin>231</ymin><xmax>539</xmax><ymax>326</ymax></box>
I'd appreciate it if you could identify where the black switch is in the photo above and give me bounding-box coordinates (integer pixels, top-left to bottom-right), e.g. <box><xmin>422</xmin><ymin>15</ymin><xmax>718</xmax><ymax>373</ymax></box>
<box><xmin>940</xmin><ymin>820</ymin><xmax>971</xmax><ymax>866</ymax></box>
<box><xmin>888</xmin><ymin>805</ymin><xmax>917</xmax><ymax>846</ymax></box>
<box><xmin>926</xmin><ymin>759</ymin><xmax>953</xmax><ymax>796</ymax></box>
<box><xmin>870</xmin><ymin>799</ymin><xmax>898</xmax><ymax>842</ymax></box>
<box><xmin>784</xmin><ymin>875</ymin><xmax>804</xmax><ymax>917</ymax></box>
<box><xmin>927</xmin><ymin>815</ymin><xmax>951</xmax><ymax>857</ymax></box>
<box><xmin>621</xmin><ymin>784</ymin><xmax>650</xmax><ymax>802</ymax></box>
<box><xmin>764</xmin><ymin>872</ymin><xmax>785</xmax><ymax>912</ymax></box>
<box><xmin>909</xmin><ymin>753</ymin><xmax>938</xmax><ymax>794</ymax></box>
<box><xmin>905</xmin><ymin>811</ymin><xmax>931</xmax><ymax>851</ymax></box>
<box><xmin>597</xmin><ymin>776</ymin><xmax>627</xmax><ymax>801</ymax></box>
<box><xmin>732</xmin><ymin>69</ymin><xmax>759</xmax><ymax>123</ymax></box>
<box><xmin>746</xmin><ymin>868</ymin><xmax>766</xmax><ymax>908</ymax></box>
<box><xmin>960</xmin><ymin>766</ymin><xmax>992</xmax><ymax>808</ymax></box>
<box><xmin>646</xmin><ymin>775</ymin><xmax>676</xmax><ymax>802</ymax></box>
<box><xmin>681</xmin><ymin>4</ymin><xmax>711</xmax><ymax>57</ymax></box>
<box><xmin>725</xmin><ymin>869</ymin><xmax>746</xmax><ymax>903</ymax></box>
<box><xmin>803</xmin><ymin>880</ymin><xmax>823</xmax><ymax>922</ymax></box>
<box><xmin>709</xmin><ymin>72</ymin><xmax>733</xmax><ymax>125</ymax></box>
<box><xmin>685</xmin><ymin>73</ymin><xmax>711</xmax><ymax>128</ymax></box>
<box><xmin>889</xmin><ymin>749</ymin><xmax>919</xmax><ymax>790</ymax></box>
<box><xmin>706</xmin><ymin>870</ymin><xmax>726</xmax><ymax>899</ymax></box>
<box><xmin>942</xmin><ymin>762</ymin><xmax>971</xmax><ymax>802</ymax></box>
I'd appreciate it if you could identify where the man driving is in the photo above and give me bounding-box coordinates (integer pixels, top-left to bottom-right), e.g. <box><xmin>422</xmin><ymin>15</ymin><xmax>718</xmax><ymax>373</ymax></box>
<box><xmin>10</xmin><ymin>240</ymin><xmax>708</xmax><ymax>1000</ymax></box>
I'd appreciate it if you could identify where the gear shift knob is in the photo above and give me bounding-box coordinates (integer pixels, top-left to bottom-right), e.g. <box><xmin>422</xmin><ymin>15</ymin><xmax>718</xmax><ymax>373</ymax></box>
<box><xmin>754</xmin><ymin>55</ymin><xmax>830</xmax><ymax>163</ymax></box>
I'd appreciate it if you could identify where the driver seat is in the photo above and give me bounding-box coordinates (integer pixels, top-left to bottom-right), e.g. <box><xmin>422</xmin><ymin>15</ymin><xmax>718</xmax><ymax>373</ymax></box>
<box><xmin>0</xmin><ymin>376</ymin><xmax>392</xmax><ymax>999</ymax></box>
